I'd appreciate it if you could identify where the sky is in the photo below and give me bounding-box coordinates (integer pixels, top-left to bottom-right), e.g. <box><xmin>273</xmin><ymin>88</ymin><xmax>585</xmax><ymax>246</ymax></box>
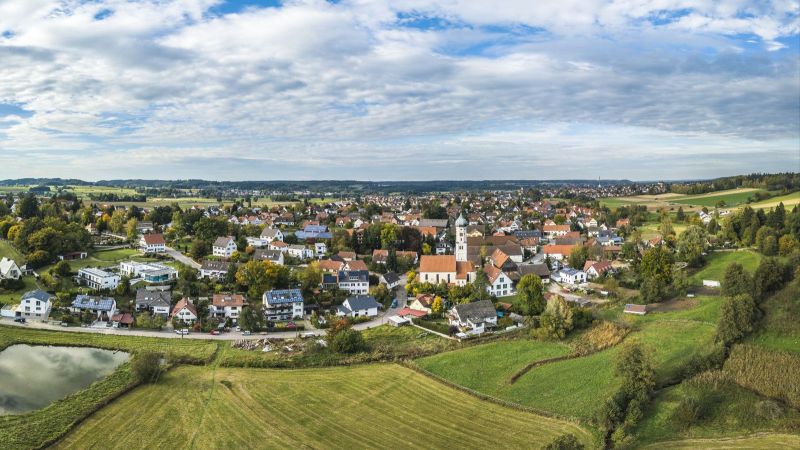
<box><xmin>0</xmin><ymin>0</ymin><xmax>798</xmax><ymax>181</ymax></box>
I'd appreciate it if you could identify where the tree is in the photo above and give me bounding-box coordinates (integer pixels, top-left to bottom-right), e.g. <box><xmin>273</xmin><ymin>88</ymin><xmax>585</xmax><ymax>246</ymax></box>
<box><xmin>18</xmin><ymin>194</ymin><xmax>39</xmax><ymax>219</ymax></box>
<box><xmin>716</xmin><ymin>294</ymin><xmax>757</xmax><ymax>345</ymax></box>
<box><xmin>538</xmin><ymin>296</ymin><xmax>573</xmax><ymax>339</ymax></box>
<box><xmin>326</xmin><ymin>318</ymin><xmax>365</xmax><ymax>354</ymax></box>
<box><xmin>132</xmin><ymin>352</ymin><xmax>163</xmax><ymax>383</ymax></box>
<box><xmin>236</xmin><ymin>260</ymin><xmax>274</xmax><ymax>299</ymax></box>
<box><xmin>752</xmin><ymin>258</ymin><xmax>786</xmax><ymax>300</ymax></box>
<box><xmin>190</xmin><ymin>239</ymin><xmax>211</xmax><ymax>259</ymax></box>
<box><xmin>755</xmin><ymin>226</ymin><xmax>777</xmax><ymax>255</ymax></box>
<box><xmin>125</xmin><ymin>218</ymin><xmax>139</xmax><ymax>242</ymax></box>
<box><xmin>721</xmin><ymin>263</ymin><xmax>752</xmax><ymax>297</ymax></box>
<box><xmin>431</xmin><ymin>296</ymin><xmax>443</xmax><ymax>314</ymax></box>
<box><xmin>53</xmin><ymin>260</ymin><xmax>71</xmax><ymax>277</ymax></box>
<box><xmin>778</xmin><ymin>235</ymin><xmax>798</xmax><ymax>256</ymax></box>
<box><xmin>676</xmin><ymin>225</ymin><xmax>708</xmax><ymax>268</ymax></box>
<box><xmin>639</xmin><ymin>246</ymin><xmax>673</xmax><ymax>287</ymax></box>
<box><xmin>516</xmin><ymin>274</ymin><xmax>545</xmax><ymax>316</ymax></box>
<box><xmin>675</xmin><ymin>207</ymin><xmax>686</xmax><ymax>222</ymax></box>
<box><xmin>568</xmin><ymin>245</ymin><xmax>588</xmax><ymax>270</ymax></box>
<box><xmin>542</xmin><ymin>434</ymin><xmax>584</xmax><ymax>450</ymax></box>
<box><xmin>300</xmin><ymin>262</ymin><xmax>322</xmax><ymax>297</ymax></box>
<box><xmin>471</xmin><ymin>268</ymin><xmax>489</xmax><ymax>302</ymax></box>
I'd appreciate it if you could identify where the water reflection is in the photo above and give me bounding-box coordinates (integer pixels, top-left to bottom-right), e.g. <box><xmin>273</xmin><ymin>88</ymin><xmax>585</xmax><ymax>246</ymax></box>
<box><xmin>0</xmin><ymin>344</ymin><xmax>129</xmax><ymax>414</ymax></box>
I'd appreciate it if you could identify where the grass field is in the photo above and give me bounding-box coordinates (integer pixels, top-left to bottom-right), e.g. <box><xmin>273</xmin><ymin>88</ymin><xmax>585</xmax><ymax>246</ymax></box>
<box><xmin>416</xmin><ymin>339</ymin><xmax>571</xmax><ymax>394</ymax></box>
<box><xmin>746</xmin><ymin>191</ymin><xmax>800</xmax><ymax>210</ymax></box>
<box><xmin>639</xmin><ymin>221</ymin><xmax>688</xmax><ymax>239</ymax></box>
<box><xmin>688</xmin><ymin>250</ymin><xmax>762</xmax><ymax>285</ymax></box>
<box><xmin>54</xmin><ymin>364</ymin><xmax>595</xmax><ymax>450</ymax></box>
<box><xmin>746</xmin><ymin>280</ymin><xmax>800</xmax><ymax>353</ymax></box>
<box><xmin>643</xmin><ymin>433</ymin><xmax>800</xmax><ymax>449</ymax></box>
<box><xmin>670</xmin><ymin>189</ymin><xmax>766</xmax><ymax>208</ymax></box>
<box><xmin>0</xmin><ymin>276</ymin><xmax>39</xmax><ymax>306</ymax></box>
<box><xmin>0</xmin><ymin>240</ymin><xmax>23</xmax><ymax>262</ymax></box>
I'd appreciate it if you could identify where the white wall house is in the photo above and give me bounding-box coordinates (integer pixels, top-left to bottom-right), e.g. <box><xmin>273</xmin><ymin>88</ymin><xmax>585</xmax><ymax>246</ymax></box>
<box><xmin>77</xmin><ymin>267</ymin><xmax>121</xmax><ymax>290</ymax></box>
<box><xmin>213</xmin><ymin>236</ymin><xmax>238</xmax><ymax>258</ymax></box>
<box><xmin>170</xmin><ymin>298</ymin><xmax>198</xmax><ymax>324</ymax></box>
<box><xmin>0</xmin><ymin>258</ymin><xmax>22</xmax><ymax>280</ymax></box>
<box><xmin>336</xmin><ymin>295</ymin><xmax>381</xmax><ymax>318</ymax></box>
<box><xmin>486</xmin><ymin>266</ymin><xmax>514</xmax><ymax>297</ymax></box>
<box><xmin>210</xmin><ymin>294</ymin><xmax>246</xmax><ymax>322</ymax></box>
<box><xmin>140</xmin><ymin>234</ymin><xmax>166</xmax><ymax>254</ymax></box>
<box><xmin>19</xmin><ymin>290</ymin><xmax>54</xmax><ymax>321</ymax></box>
<box><xmin>287</xmin><ymin>245</ymin><xmax>314</xmax><ymax>260</ymax></box>
<box><xmin>555</xmin><ymin>268</ymin><xmax>587</xmax><ymax>285</ymax></box>
<box><xmin>448</xmin><ymin>300</ymin><xmax>497</xmax><ymax>335</ymax></box>
<box><xmin>263</xmin><ymin>289</ymin><xmax>304</xmax><ymax>321</ymax></box>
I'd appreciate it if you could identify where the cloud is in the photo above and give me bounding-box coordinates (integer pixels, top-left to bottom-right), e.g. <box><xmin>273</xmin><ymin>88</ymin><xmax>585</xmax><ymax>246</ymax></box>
<box><xmin>0</xmin><ymin>0</ymin><xmax>797</xmax><ymax>180</ymax></box>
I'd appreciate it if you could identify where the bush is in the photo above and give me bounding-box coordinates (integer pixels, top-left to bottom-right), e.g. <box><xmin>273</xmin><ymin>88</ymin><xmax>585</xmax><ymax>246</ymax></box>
<box><xmin>53</xmin><ymin>260</ymin><xmax>72</xmax><ymax>277</ymax></box>
<box><xmin>329</xmin><ymin>329</ymin><xmax>366</xmax><ymax>354</ymax></box>
<box><xmin>571</xmin><ymin>321</ymin><xmax>629</xmax><ymax>356</ymax></box>
<box><xmin>132</xmin><ymin>352</ymin><xmax>163</xmax><ymax>384</ymax></box>
<box><xmin>724</xmin><ymin>344</ymin><xmax>800</xmax><ymax>408</ymax></box>
<box><xmin>541</xmin><ymin>433</ymin><xmax>584</xmax><ymax>450</ymax></box>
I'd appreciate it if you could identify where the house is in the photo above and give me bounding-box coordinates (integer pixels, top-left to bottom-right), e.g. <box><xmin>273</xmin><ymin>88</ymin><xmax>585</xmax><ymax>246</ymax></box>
<box><xmin>343</xmin><ymin>259</ymin><xmax>368</xmax><ymax>271</ymax></box>
<box><xmin>380</xmin><ymin>272</ymin><xmax>401</xmax><ymax>289</ymax></box>
<box><xmin>542</xmin><ymin>244</ymin><xmax>579</xmax><ymax>261</ymax></box>
<box><xmin>448</xmin><ymin>300</ymin><xmax>497</xmax><ymax>335</ymax></box>
<box><xmin>296</xmin><ymin>224</ymin><xmax>332</xmax><ymax>240</ymax></box>
<box><xmin>0</xmin><ymin>258</ymin><xmax>22</xmax><ymax>280</ymax></box>
<box><xmin>71</xmin><ymin>295</ymin><xmax>116</xmax><ymax>320</ymax></box>
<box><xmin>372</xmin><ymin>249</ymin><xmax>419</xmax><ymax>265</ymax></box>
<box><xmin>139</xmin><ymin>234</ymin><xmax>166</xmax><ymax>254</ymax></box>
<box><xmin>396</xmin><ymin>307</ymin><xmax>428</xmax><ymax>319</ymax></box>
<box><xmin>135</xmin><ymin>288</ymin><xmax>171</xmax><ymax>317</ymax></box>
<box><xmin>120</xmin><ymin>261</ymin><xmax>178</xmax><ymax>283</ymax></box>
<box><xmin>518</xmin><ymin>263</ymin><xmax>551</xmax><ymax>283</ymax></box>
<box><xmin>77</xmin><ymin>267</ymin><xmax>120</xmax><ymax>290</ymax></box>
<box><xmin>336</xmin><ymin>295</ymin><xmax>381</xmax><ymax>318</ymax></box>
<box><xmin>170</xmin><ymin>298</ymin><xmax>198</xmax><ymax>324</ymax></box>
<box><xmin>110</xmin><ymin>312</ymin><xmax>134</xmax><ymax>328</ymax></box>
<box><xmin>554</xmin><ymin>268</ymin><xmax>587</xmax><ymax>285</ymax></box>
<box><xmin>260</xmin><ymin>228</ymin><xmax>284</xmax><ymax>243</ymax></box>
<box><xmin>136</xmin><ymin>221</ymin><xmax>155</xmax><ymax>234</ymax></box>
<box><xmin>315</xmin><ymin>242</ymin><xmax>327</xmax><ymax>257</ymax></box>
<box><xmin>252</xmin><ymin>249</ymin><xmax>284</xmax><ymax>265</ymax></box>
<box><xmin>409</xmin><ymin>293</ymin><xmax>435</xmax><ymax>314</ymax></box>
<box><xmin>263</xmin><ymin>289</ymin><xmax>304</xmax><ymax>321</ymax></box>
<box><xmin>19</xmin><ymin>290</ymin><xmax>54</xmax><ymax>321</ymax></box>
<box><xmin>418</xmin><ymin>255</ymin><xmax>475</xmax><ymax>286</ymax></box>
<box><xmin>58</xmin><ymin>251</ymin><xmax>88</xmax><ymax>261</ymax></box>
<box><xmin>318</xmin><ymin>259</ymin><xmax>345</xmax><ymax>273</ymax></box>
<box><xmin>616</xmin><ymin>218</ymin><xmax>630</xmax><ymax>228</ymax></box>
<box><xmin>200</xmin><ymin>260</ymin><xmax>233</xmax><ymax>279</ymax></box>
<box><xmin>210</xmin><ymin>294</ymin><xmax>247</xmax><ymax>322</ymax></box>
<box><xmin>543</xmin><ymin>224</ymin><xmax>571</xmax><ymax>240</ymax></box>
<box><xmin>213</xmin><ymin>236</ymin><xmax>238</xmax><ymax>258</ymax></box>
<box><xmin>287</xmin><ymin>244</ymin><xmax>314</xmax><ymax>260</ymax></box>
<box><xmin>624</xmin><ymin>304</ymin><xmax>647</xmax><ymax>315</ymax></box>
<box><xmin>485</xmin><ymin>265</ymin><xmax>515</xmax><ymax>297</ymax></box>
<box><xmin>583</xmin><ymin>260</ymin><xmax>613</xmax><ymax>280</ymax></box>
<box><xmin>336</xmin><ymin>251</ymin><xmax>356</xmax><ymax>261</ymax></box>
<box><xmin>325</xmin><ymin>270</ymin><xmax>370</xmax><ymax>295</ymax></box>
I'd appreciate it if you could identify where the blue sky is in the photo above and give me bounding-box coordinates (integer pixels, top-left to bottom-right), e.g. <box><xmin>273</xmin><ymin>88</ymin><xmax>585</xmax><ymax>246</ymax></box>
<box><xmin>0</xmin><ymin>0</ymin><xmax>798</xmax><ymax>181</ymax></box>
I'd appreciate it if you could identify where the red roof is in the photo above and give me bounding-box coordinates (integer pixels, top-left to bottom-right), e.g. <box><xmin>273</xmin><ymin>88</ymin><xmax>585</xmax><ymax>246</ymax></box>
<box><xmin>397</xmin><ymin>308</ymin><xmax>427</xmax><ymax>318</ymax></box>
<box><xmin>111</xmin><ymin>313</ymin><xmax>133</xmax><ymax>324</ymax></box>
<box><xmin>171</xmin><ymin>297</ymin><xmax>198</xmax><ymax>317</ymax></box>
<box><xmin>142</xmin><ymin>234</ymin><xmax>165</xmax><ymax>245</ymax></box>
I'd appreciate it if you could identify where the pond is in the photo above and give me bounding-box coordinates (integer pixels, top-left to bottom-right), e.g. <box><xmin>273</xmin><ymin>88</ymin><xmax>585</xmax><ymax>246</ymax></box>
<box><xmin>0</xmin><ymin>344</ymin><xmax>129</xmax><ymax>414</ymax></box>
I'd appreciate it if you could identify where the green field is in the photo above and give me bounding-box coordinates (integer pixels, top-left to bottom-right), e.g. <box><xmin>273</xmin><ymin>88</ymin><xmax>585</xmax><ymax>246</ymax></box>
<box><xmin>417</xmin><ymin>339</ymin><xmax>571</xmax><ymax>394</ymax></box>
<box><xmin>688</xmin><ymin>250</ymin><xmax>762</xmax><ymax>285</ymax></box>
<box><xmin>747</xmin><ymin>280</ymin><xmax>800</xmax><ymax>353</ymax></box>
<box><xmin>54</xmin><ymin>364</ymin><xmax>594</xmax><ymax>449</ymax></box>
<box><xmin>0</xmin><ymin>276</ymin><xmax>39</xmax><ymax>306</ymax></box>
<box><xmin>670</xmin><ymin>189</ymin><xmax>767</xmax><ymax>208</ymax></box>
<box><xmin>0</xmin><ymin>240</ymin><xmax>23</xmax><ymax>262</ymax></box>
<box><xmin>746</xmin><ymin>191</ymin><xmax>800</xmax><ymax>210</ymax></box>
<box><xmin>643</xmin><ymin>434</ymin><xmax>800</xmax><ymax>449</ymax></box>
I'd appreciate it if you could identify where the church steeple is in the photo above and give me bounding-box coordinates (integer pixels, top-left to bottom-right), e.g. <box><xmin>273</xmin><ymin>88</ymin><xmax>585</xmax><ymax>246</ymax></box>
<box><xmin>455</xmin><ymin>213</ymin><xmax>467</xmax><ymax>261</ymax></box>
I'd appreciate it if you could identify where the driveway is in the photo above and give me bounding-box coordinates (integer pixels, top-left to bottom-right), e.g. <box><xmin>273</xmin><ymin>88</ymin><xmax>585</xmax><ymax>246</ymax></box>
<box><xmin>165</xmin><ymin>247</ymin><xmax>201</xmax><ymax>269</ymax></box>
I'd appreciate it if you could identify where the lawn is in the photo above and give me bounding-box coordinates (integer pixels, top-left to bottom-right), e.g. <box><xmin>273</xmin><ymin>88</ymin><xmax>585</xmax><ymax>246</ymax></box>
<box><xmin>746</xmin><ymin>280</ymin><xmax>800</xmax><ymax>353</ymax></box>
<box><xmin>0</xmin><ymin>240</ymin><xmax>23</xmax><ymax>262</ymax></box>
<box><xmin>0</xmin><ymin>276</ymin><xmax>39</xmax><ymax>306</ymax></box>
<box><xmin>416</xmin><ymin>339</ymin><xmax>571</xmax><ymax>394</ymax></box>
<box><xmin>670</xmin><ymin>188</ymin><xmax>767</xmax><ymax>208</ymax></box>
<box><xmin>54</xmin><ymin>364</ymin><xmax>595</xmax><ymax>450</ymax></box>
<box><xmin>638</xmin><ymin>221</ymin><xmax>688</xmax><ymax>239</ymax></box>
<box><xmin>688</xmin><ymin>250</ymin><xmax>762</xmax><ymax>285</ymax></box>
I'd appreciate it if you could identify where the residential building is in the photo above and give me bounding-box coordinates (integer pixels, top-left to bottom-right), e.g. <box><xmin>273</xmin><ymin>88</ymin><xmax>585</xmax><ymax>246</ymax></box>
<box><xmin>518</xmin><ymin>263</ymin><xmax>551</xmax><ymax>283</ymax></box>
<box><xmin>263</xmin><ymin>289</ymin><xmax>304</xmax><ymax>321</ymax></box>
<box><xmin>287</xmin><ymin>244</ymin><xmax>314</xmax><ymax>260</ymax></box>
<box><xmin>409</xmin><ymin>293</ymin><xmax>435</xmax><ymax>314</ymax></box>
<box><xmin>139</xmin><ymin>233</ymin><xmax>166</xmax><ymax>254</ymax></box>
<box><xmin>19</xmin><ymin>290</ymin><xmax>54</xmax><ymax>321</ymax></box>
<box><xmin>119</xmin><ymin>261</ymin><xmax>178</xmax><ymax>283</ymax></box>
<box><xmin>333</xmin><ymin>270</ymin><xmax>370</xmax><ymax>295</ymax></box>
<box><xmin>210</xmin><ymin>293</ymin><xmax>247</xmax><ymax>322</ymax></box>
<box><xmin>200</xmin><ymin>260</ymin><xmax>233</xmax><ymax>279</ymax></box>
<box><xmin>583</xmin><ymin>260</ymin><xmax>613</xmax><ymax>280</ymax></box>
<box><xmin>448</xmin><ymin>300</ymin><xmax>497</xmax><ymax>335</ymax></box>
<box><xmin>380</xmin><ymin>272</ymin><xmax>400</xmax><ymax>289</ymax></box>
<box><xmin>554</xmin><ymin>268</ymin><xmax>587</xmax><ymax>285</ymax></box>
<box><xmin>71</xmin><ymin>295</ymin><xmax>116</xmax><ymax>320</ymax></box>
<box><xmin>213</xmin><ymin>236</ymin><xmax>238</xmax><ymax>258</ymax></box>
<box><xmin>252</xmin><ymin>249</ymin><xmax>284</xmax><ymax>265</ymax></box>
<box><xmin>260</xmin><ymin>228</ymin><xmax>284</xmax><ymax>243</ymax></box>
<box><xmin>372</xmin><ymin>249</ymin><xmax>419</xmax><ymax>265</ymax></box>
<box><xmin>0</xmin><ymin>257</ymin><xmax>22</xmax><ymax>280</ymax></box>
<box><xmin>135</xmin><ymin>288</ymin><xmax>172</xmax><ymax>317</ymax></box>
<box><xmin>171</xmin><ymin>298</ymin><xmax>198</xmax><ymax>324</ymax></box>
<box><xmin>485</xmin><ymin>265</ymin><xmax>514</xmax><ymax>297</ymax></box>
<box><xmin>77</xmin><ymin>267</ymin><xmax>120</xmax><ymax>290</ymax></box>
<box><xmin>336</xmin><ymin>295</ymin><xmax>381</xmax><ymax>318</ymax></box>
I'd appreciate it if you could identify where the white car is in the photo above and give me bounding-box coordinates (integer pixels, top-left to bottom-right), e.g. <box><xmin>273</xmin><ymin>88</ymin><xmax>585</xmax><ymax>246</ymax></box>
<box><xmin>175</xmin><ymin>328</ymin><xmax>189</xmax><ymax>335</ymax></box>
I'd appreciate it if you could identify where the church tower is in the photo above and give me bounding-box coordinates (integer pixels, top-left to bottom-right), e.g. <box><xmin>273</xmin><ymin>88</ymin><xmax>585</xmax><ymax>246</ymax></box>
<box><xmin>455</xmin><ymin>213</ymin><xmax>467</xmax><ymax>262</ymax></box>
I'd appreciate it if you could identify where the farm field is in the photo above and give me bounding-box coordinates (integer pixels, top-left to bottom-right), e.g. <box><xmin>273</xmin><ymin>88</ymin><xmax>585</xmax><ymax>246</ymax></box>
<box><xmin>746</xmin><ymin>191</ymin><xmax>800</xmax><ymax>210</ymax></box>
<box><xmin>688</xmin><ymin>250</ymin><xmax>762</xmax><ymax>285</ymax></box>
<box><xmin>642</xmin><ymin>433</ymin><xmax>800</xmax><ymax>449</ymax></box>
<box><xmin>746</xmin><ymin>280</ymin><xmax>800</xmax><ymax>353</ymax></box>
<box><xmin>670</xmin><ymin>188</ymin><xmax>767</xmax><ymax>208</ymax></box>
<box><xmin>54</xmin><ymin>364</ymin><xmax>594</xmax><ymax>450</ymax></box>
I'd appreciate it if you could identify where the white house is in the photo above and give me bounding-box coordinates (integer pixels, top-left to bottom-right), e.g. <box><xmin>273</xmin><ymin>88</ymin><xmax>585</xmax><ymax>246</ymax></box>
<box><xmin>71</xmin><ymin>295</ymin><xmax>117</xmax><ymax>320</ymax></box>
<box><xmin>380</xmin><ymin>272</ymin><xmax>401</xmax><ymax>290</ymax></box>
<box><xmin>0</xmin><ymin>257</ymin><xmax>22</xmax><ymax>280</ymax></box>
<box><xmin>170</xmin><ymin>298</ymin><xmax>198</xmax><ymax>324</ymax></box>
<box><xmin>583</xmin><ymin>260</ymin><xmax>613</xmax><ymax>280</ymax></box>
<box><xmin>19</xmin><ymin>290</ymin><xmax>54</xmax><ymax>321</ymax></box>
<box><xmin>287</xmin><ymin>244</ymin><xmax>314</xmax><ymax>260</ymax></box>
<box><xmin>315</xmin><ymin>242</ymin><xmax>327</xmax><ymax>258</ymax></box>
<box><xmin>77</xmin><ymin>267</ymin><xmax>120</xmax><ymax>290</ymax></box>
<box><xmin>213</xmin><ymin>236</ymin><xmax>238</xmax><ymax>258</ymax></box>
<box><xmin>485</xmin><ymin>265</ymin><xmax>515</xmax><ymax>297</ymax></box>
<box><xmin>329</xmin><ymin>270</ymin><xmax>370</xmax><ymax>295</ymax></box>
<box><xmin>200</xmin><ymin>260</ymin><xmax>233</xmax><ymax>279</ymax></box>
<box><xmin>253</xmin><ymin>249</ymin><xmax>284</xmax><ymax>265</ymax></box>
<box><xmin>336</xmin><ymin>295</ymin><xmax>381</xmax><ymax>318</ymax></box>
<box><xmin>119</xmin><ymin>261</ymin><xmax>178</xmax><ymax>283</ymax></box>
<box><xmin>554</xmin><ymin>268</ymin><xmax>587</xmax><ymax>285</ymax></box>
<box><xmin>139</xmin><ymin>234</ymin><xmax>166</xmax><ymax>254</ymax></box>
<box><xmin>210</xmin><ymin>293</ymin><xmax>246</xmax><ymax>322</ymax></box>
<box><xmin>135</xmin><ymin>288</ymin><xmax>172</xmax><ymax>317</ymax></box>
<box><xmin>260</xmin><ymin>228</ymin><xmax>284</xmax><ymax>243</ymax></box>
<box><xmin>448</xmin><ymin>300</ymin><xmax>497</xmax><ymax>335</ymax></box>
<box><xmin>263</xmin><ymin>289</ymin><xmax>304</xmax><ymax>321</ymax></box>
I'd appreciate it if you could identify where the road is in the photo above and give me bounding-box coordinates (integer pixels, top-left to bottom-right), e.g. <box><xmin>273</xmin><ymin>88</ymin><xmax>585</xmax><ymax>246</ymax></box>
<box><xmin>165</xmin><ymin>246</ymin><xmax>201</xmax><ymax>269</ymax></box>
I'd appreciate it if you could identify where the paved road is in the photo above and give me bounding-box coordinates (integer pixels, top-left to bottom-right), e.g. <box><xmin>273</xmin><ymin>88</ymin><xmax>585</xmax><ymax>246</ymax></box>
<box><xmin>165</xmin><ymin>246</ymin><xmax>201</xmax><ymax>269</ymax></box>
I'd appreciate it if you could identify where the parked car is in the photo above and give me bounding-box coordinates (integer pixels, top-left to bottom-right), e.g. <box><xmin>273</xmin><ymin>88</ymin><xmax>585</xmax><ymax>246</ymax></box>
<box><xmin>390</xmin><ymin>299</ymin><xmax>398</xmax><ymax>308</ymax></box>
<box><xmin>175</xmin><ymin>328</ymin><xmax>189</xmax><ymax>335</ymax></box>
<box><xmin>209</xmin><ymin>330</ymin><xmax>220</xmax><ymax>336</ymax></box>
<box><xmin>13</xmin><ymin>317</ymin><xmax>26</xmax><ymax>323</ymax></box>
<box><xmin>286</xmin><ymin>322</ymin><xmax>296</xmax><ymax>329</ymax></box>
<box><xmin>242</xmin><ymin>330</ymin><xmax>252</xmax><ymax>336</ymax></box>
